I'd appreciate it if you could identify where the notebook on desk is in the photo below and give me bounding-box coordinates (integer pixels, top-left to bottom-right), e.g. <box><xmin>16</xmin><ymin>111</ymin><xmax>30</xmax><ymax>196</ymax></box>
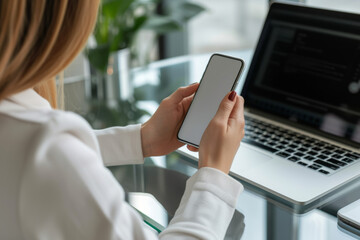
<box><xmin>179</xmin><ymin>2</ymin><xmax>360</xmax><ymax>209</ymax></box>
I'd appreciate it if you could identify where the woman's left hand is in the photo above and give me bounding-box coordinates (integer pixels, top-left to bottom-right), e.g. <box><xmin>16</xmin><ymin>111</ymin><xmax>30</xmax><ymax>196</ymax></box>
<box><xmin>141</xmin><ymin>83</ymin><xmax>199</xmax><ymax>157</ymax></box>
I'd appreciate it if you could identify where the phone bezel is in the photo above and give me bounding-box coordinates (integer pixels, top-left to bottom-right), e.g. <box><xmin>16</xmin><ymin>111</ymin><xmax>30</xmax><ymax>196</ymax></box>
<box><xmin>177</xmin><ymin>53</ymin><xmax>245</xmax><ymax>148</ymax></box>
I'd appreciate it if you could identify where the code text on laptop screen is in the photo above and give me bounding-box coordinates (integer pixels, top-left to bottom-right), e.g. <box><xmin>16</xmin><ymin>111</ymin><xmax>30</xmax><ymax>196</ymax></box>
<box><xmin>243</xmin><ymin>7</ymin><xmax>360</xmax><ymax>146</ymax></box>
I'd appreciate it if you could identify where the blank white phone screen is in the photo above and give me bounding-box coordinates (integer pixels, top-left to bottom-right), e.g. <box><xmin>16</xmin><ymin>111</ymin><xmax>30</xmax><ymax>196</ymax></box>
<box><xmin>178</xmin><ymin>54</ymin><xmax>243</xmax><ymax>146</ymax></box>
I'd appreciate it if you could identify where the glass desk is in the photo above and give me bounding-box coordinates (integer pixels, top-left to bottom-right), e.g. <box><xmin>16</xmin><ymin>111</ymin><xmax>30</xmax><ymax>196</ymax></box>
<box><xmin>64</xmin><ymin>50</ymin><xmax>360</xmax><ymax>240</ymax></box>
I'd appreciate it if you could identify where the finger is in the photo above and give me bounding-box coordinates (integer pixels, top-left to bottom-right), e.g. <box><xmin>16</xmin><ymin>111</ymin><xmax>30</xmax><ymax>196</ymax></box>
<box><xmin>187</xmin><ymin>145</ymin><xmax>199</xmax><ymax>152</ymax></box>
<box><xmin>174</xmin><ymin>94</ymin><xmax>196</xmax><ymax>132</ymax></box>
<box><xmin>169</xmin><ymin>83</ymin><xmax>199</xmax><ymax>104</ymax></box>
<box><xmin>214</xmin><ymin>91</ymin><xmax>237</xmax><ymax>122</ymax></box>
<box><xmin>181</xmin><ymin>93</ymin><xmax>195</xmax><ymax>114</ymax></box>
<box><xmin>229</xmin><ymin>95</ymin><xmax>245</xmax><ymax>124</ymax></box>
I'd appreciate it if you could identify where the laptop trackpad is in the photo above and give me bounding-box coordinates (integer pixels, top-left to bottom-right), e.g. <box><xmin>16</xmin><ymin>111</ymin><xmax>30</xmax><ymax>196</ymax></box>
<box><xmin>231</xmin><ymin>144</ymin><xmax>273</xmax><ymax>172</ymax></box>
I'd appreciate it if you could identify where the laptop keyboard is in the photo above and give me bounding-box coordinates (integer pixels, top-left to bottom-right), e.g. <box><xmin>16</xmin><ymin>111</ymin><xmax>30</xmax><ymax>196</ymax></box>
<box><xmin>243</xmin><ymin>116</ymin><xmax>360</xmax><ymax>175</ymax></box>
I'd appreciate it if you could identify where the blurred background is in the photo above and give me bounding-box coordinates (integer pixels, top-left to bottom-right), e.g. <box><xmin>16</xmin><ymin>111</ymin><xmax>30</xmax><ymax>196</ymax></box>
<box><xmin>65</xmin><ymin>0</ymin><xmax>360</xmax><ymax>78</ymax></box>
<box><xmin>62</xmin><ymin>0</ymin><xmax>360</xmax><ymax>126</ymax></box>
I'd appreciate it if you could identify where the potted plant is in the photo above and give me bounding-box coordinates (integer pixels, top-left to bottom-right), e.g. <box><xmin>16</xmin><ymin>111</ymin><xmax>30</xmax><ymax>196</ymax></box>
<box><xmin>87</xmin><ymin>0</ymin><xmax>205</xmax><ymax>73</ymax></box>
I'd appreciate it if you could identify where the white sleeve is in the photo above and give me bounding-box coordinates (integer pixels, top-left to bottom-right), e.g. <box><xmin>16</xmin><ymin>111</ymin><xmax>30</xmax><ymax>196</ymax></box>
<box><xmin>94</xmin><ymin>124</ymin><xmax>144</xmax><ymax>166</ymax></box>
<box><xmin>160</xmin><ymin>167</ymin><xmax>243</xmax><ymax>240</ymax></box>
<box><xmin>20</xmin><ymin>132</ymin><xmax>243</xmax><ymax>240</ymax></box>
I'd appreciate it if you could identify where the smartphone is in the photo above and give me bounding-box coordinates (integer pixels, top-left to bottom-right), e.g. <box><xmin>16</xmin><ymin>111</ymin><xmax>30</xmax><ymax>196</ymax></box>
<box><xmin>338</xmin><ymin>199</ymin><xmax>360</xmax><ymax>237</ymax></box>
<box><xmin>177</xmin><ymin>53</ymin><xmax>245</xmax><ymax>147</ymax></box>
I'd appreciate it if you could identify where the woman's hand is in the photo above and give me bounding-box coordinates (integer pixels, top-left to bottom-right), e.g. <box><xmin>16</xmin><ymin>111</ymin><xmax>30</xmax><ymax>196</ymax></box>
<box><xmin>198</xmin><ymin>91</ymin><xmax>245</xmax><ymax>174</ymax></box>
<box><xmin>141</xmin><ymin>83</ymin><xmax>199</xmax><ymax>157</ymax></box>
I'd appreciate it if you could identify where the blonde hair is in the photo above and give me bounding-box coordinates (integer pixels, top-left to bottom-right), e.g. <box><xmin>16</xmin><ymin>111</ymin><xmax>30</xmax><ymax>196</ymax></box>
<box><xmin>0</xmin><ymin>0</ymin><xmax>100</xmax><ymax>108</ymax></box>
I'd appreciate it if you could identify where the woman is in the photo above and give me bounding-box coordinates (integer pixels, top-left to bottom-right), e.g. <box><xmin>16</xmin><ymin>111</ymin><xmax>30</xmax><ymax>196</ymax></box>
<box><xmin>0</xmin><ymin>1</ymin><xmax>245</xmax><ymax>239</ymax></box>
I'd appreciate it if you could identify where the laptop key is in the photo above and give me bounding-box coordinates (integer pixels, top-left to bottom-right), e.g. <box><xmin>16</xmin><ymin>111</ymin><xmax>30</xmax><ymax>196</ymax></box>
<box><xmin>272</xmin><ymin>137</ymin><xmax>280</xmax><ymax>141</ymax></box>
<box><xmin>297</xmin><ymin>135</ymin><xmax>306</xmax><ymax>140</ymax></box>
<box><xmin>288</xmin><ymin>156</ymin><xmax>300</xmax><ymax>162</ymax></box>
<box><xmin>263</xmin><ymin>134</ymin><xmax>272</xmax><ymax>139</ymax></box>
<box><xmin>308</xmin><ymin>165</ymin><xmax>320</xmax><ymax>170</ymax></box>
<box><xmin>332</xmin><ymin>154</ymin><xmax>343</xmax><ymax>159</ymax></box>
<box><xmin>284</xmin><ymin>137</ymin><xmax>293</xmax><ymax>141</ymax></box>
<box><xmin>335</xmin><ymin>150</ymin><xmax>345</xmax><ymax>154</ymax></box>
<box><xmin>345</xmin><ymin>153</ymin><xmax>358</xmax><ymax>160</ymax></box>
<box><xmin>317</xmin><ymin>154</ymin><xmax>328</xmax><ymax>160</ymax></box>
<box><xmin>297</xmin><ymin>162</ymin><xmax>308</xmax><ymax>166</ymax></box>
<box><xmin>312</xmin><ymin>147</ymin><xmax>322</xmax><ymax>152</ymax></box>
<box><xmin>242</xmin><ymin>138</ymin><xmax>278</xmax><ymax>153</ymax></box>
<box><xmin>276</xmin><ymin>152</ymin><xmax>291</xmax><ymax>158</ymax></box>
<box><xmin>297</xmin><ymin>147</ymin><xmax>307</xmax><ymax>152</ymax></box>
<box><xmin>307</xmin><ymin>139</ymin><xmax>315</xmax><ymax>144</ymax></box>
<box><xmin>307</xmin><ymin>151</ymin><xmax>317</xmax><ymax>156</ymax></box>
<box><xmin>314</xmin><ymin>160</ymin><xmax>339</xmax><ymax>170</ymax></box>
<box><xmin>322</xmin><ymin>150</ymin><xmax>332</xmax><ymax>155</ymax></box>
<box><xmin>319</xmin><ymin>170</ymin><xmax>330</xmax><ymax>175</ymax></box>
<box><xmin>324</xmin><ymin>146</ymin><xmax>335</xmax><ymax>151</ymax></box>
<box><xmin>302</xmin><ymin>143</ymin><xmax>312</xmax><ymax>148</ymax></box>
<box><xmin>328</xmin><ymin>158</ymin><xmax>347</xmax><ymax>167</ymax></box>
<box><xmin>285</xmin><ymin>148</ymin><xmax>296</xmax><ymax>153</ymax></box>
<box><xmin>342</xmin><ymin>158</ymin><xmax>354</xmax><ymax>163</ymax></box>
<box><xmin>294</xmin><ymin>152</ymin><xmax>305</xmax><ymax>157</ymax></box>
<box><xmin>304</xmin><ymin>155</ymin><xmax>316</xmax><ymax>161</ymax></box>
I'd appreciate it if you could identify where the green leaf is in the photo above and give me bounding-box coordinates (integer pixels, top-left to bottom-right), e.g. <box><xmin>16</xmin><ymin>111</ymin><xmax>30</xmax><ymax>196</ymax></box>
<box><xmin>133</xmin><ymin>15</ymin><xmax>148</xmax><ymax>33</ymax></box>
<box><xmin>102</xmin><ymin>0</ymin><xmax>133</xmax><ymax>19</ymax></box>
<box><xmin>94</xmin><ymin>17</ymin><xmax>110</xmax><ymax>44</ymax></box>
<box><xmin>173</xmin><ymin>2</ymin><xmax>206</xmax><ymax>22</ymax></box>
<box><xmin>112</xmin><ymin>15</ymin><xmax>147</xmax><ymax>50</ymax></box>
<box><xmin>110</xmin><ymin>30</ymin><xmax>124</xmax><ymax>52</ymax></box>
<box><xmin>143</xmin><ymin>16</ymin><xmax>182</xmax><ymax>34</ymax></box>
<box><xmin>87</xmin><ymin>44</ymin><xmax>110</xmax><ymax>73</ymax></box>
<box><xmin>102</xmin><ymin>0</ymin><xmax>122</xmax><ymax>19</ymax></box>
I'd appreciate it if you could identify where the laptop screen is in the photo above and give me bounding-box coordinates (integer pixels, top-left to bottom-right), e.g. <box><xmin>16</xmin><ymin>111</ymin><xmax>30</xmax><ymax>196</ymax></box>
<box><xmin>242</xmin><ymin>3</ymin><xmax>360</xmax><ymax>147</ymax></box>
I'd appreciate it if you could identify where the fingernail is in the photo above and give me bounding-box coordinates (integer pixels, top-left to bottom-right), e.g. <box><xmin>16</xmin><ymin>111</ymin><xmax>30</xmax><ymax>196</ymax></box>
<box><xmin>228</xmin><ymin>91</ymin><xmax>236</xmax><ymax>101</ymax></box>
<box><xmin>189</xmin><ymin>82</ymin><xmax>197</xmax><ymax>86</ymax></box>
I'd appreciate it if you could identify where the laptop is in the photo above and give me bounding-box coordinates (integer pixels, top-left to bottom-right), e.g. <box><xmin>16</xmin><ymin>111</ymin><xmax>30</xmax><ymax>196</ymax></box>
<box><xmin>179</xmin><ymin>2</ymin><xmax>360</xmax><ymax>211</ymax></box>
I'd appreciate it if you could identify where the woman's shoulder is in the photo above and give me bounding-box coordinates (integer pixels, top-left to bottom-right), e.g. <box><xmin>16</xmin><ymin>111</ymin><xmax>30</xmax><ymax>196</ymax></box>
<box><xmin>12</xmin><ymin>109</ymin><xmax>103</xmax><ymax>177</ymax></box>
<box><xmin>2</xmin><ymin>109</ymin><xmax>91</xmax><ymax>135</ymax></box>
<box><xmin>0</xmin><ymin>109</ymin><xmax>99</xmax><ymax>155</ymax></box>
<box><xmin>2</xmin><ymin>109</ymin><xmax>87</xmax><ymax>125</ymax></box>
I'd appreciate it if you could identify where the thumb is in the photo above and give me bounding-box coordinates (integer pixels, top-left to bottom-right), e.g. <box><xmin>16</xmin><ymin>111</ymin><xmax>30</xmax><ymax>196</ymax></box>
<box><xmin>214</xmin><ymin>91</ymin><xmax>237</xmax><ymax>121</ymax></box>
<box><xmin>169</xmin><ymin>83</ymin><xmax>199</xmax><ymax>104</ymax></box>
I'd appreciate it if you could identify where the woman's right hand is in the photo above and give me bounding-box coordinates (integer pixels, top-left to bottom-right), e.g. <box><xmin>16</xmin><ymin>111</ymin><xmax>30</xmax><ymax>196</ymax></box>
<box><xmin>197</xmin><ymin>91</ymin><xmax>245</xmax><ymax>174</ymax></box>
